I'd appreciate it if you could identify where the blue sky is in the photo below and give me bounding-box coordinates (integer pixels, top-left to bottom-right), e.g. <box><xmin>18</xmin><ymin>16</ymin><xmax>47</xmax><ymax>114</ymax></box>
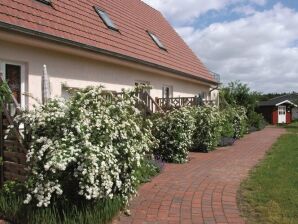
<box><xmin>143</xmin><ymin>0</ymin><xmax>298</xmax><ymax>93</ymax></box>
<box><xmin>194</xmin><ymin>0</ymin><xmax>298</xmax><ymax>29</ymax></box>
<box><xmin>195</xmin><ymin>2</ymin><xmax>269</xmax><ymax>29</ymax></box>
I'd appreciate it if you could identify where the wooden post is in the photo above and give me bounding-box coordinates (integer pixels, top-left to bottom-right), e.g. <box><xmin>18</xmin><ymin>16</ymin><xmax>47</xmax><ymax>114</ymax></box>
<box><xmin>0</xmin><ymin>73</ymin><xmax>4</xmax><ymax>186</ymax></box>
<box><xmin>179</xmin><ymin>96</ymin><xmax>181</xmax><ymax>108</ymax></box>
<box><xmin>0</xmin><ymin>111</ymin><xmax>4</xmax><ymax>187</ymax></box>
<box><xmin>0</xmin><ymin>74</ymin><xmax>4</xmax><ymax>186</ymax></box>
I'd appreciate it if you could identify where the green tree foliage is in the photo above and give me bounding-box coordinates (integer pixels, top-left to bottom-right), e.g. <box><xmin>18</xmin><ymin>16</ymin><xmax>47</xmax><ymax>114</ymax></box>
<box><xmin>151</xmin><ymin>107</ymin><xmax>195</xmax><ymax>163</ymax></box>
<box><xmin>0</xmin><ymin>80</ymin><xmax>11</xmax><ymax>111</ymax></box>
<box><xmin>258</xmin><ymin>91</ymin><xmax>298</xmax><ymax>102</ymax></box>
<box><xmin>220</xmin><ymin>81</ymin><xmax>260</xmax><ymax>111</ymax></box>
<box><xmin>220</xmin><ymin>81</ymin><xmax>265</xmax><ymax>130</ymax></box>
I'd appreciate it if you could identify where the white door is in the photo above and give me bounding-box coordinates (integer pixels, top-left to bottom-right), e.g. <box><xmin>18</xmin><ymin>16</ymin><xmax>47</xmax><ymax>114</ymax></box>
<box><xmin>278</xmin><ymin>106</ymin><xmax>286</xmax><ymax>123</ymax></box>
<box><xmin>0</xmin><ymin>61</ymin><xmax>25</xmax><ymax>108</ymax></box>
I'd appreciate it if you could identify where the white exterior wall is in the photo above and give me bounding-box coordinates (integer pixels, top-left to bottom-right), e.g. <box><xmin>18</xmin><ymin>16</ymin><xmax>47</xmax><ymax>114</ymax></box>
<box><xmin>0</xmin><ymin>39</ymin><xmax>215</xmax><ymax>108</ymax></box>
<box><xmin>292</xmin><ymin>108</ymin><xmax>298</xmax><ymax>120</ymax></box>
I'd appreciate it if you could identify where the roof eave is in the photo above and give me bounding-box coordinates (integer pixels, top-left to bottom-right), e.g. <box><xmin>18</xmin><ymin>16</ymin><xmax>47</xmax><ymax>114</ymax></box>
<box><xmin>0</xmin><ymin>21</ymin><xmax>218</xmax><ymax>86</ymax></box>
<box><xmin>276</xmin><ymin>100</ymin><xmax>297</xmax><ymax>107</ymax></box>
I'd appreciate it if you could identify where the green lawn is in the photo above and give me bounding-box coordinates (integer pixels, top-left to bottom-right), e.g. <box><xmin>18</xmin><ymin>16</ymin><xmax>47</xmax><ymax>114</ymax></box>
<box><xmin>238</xmin><ymin>122</ymin><xmax>298</xmax><ymax>224</ymax></box>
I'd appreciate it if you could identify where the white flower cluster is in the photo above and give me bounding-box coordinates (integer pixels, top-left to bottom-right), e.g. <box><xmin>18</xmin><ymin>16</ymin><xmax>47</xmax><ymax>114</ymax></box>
<box><xmin>16</xmin><ymin>86</ymin><xmax>155</xmax><ymax>207</ymax></box>
<box><xmin>192</xmin><ymin>106</ymin><xmax>224</xmax><ymax>151</ymax></box>
<box><xmin>232</xmin><ymin>106</ymin><xmax>248</xmax><ymax>138</ymax></box>
<box><xmin>152</xmin><ymin>107</ymin><xmax>195</xmax><ymax>163</ymax></box>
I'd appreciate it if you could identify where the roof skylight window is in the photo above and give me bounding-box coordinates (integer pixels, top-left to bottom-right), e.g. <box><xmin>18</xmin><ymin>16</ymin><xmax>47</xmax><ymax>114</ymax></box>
<box><xmin>94</xmin><ymin>6</ymin><xmax>118</xmax><ymax>31</ymax></box>
<box><xmin>147</xmin><ymin>31</ymin><xmax>166</xmax><ymax>51</ymax></box>
<box><xmin>36</xmin><ymin>0</ymin><xmax>51</xmax><ymax>5</ymax></box>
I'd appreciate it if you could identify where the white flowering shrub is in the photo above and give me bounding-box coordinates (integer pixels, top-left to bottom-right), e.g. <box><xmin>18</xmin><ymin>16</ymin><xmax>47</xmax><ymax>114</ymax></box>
<box><xmin>16</xmin><ymin>86</ymin><xmax>155</xmax><ymax>207</ymax></box>
<box><xmin>192</xmin><ymin>106</ymin><xmax>223</xmax><ymax>152</ymax></box>
<box><xmin>220</xmin><ymin>106</ymin><xmax>248</xmax><ymax>139</ymax></box>
<box><xmin>151</xmin><ymin>107</ymin><xmax>195</xmax><ymax>163</ymax></box>
<box><xmin>233</xmin><ymin>106</ymin><xmax>248</xmax><ymax>138</ymax></box>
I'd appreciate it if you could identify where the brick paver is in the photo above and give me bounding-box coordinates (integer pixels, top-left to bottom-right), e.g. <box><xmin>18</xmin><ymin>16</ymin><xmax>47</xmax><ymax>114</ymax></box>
<box><xmin>115</xmin><ymin>127</ymin><xmax>285</xmax><ymax>224</ymax></box>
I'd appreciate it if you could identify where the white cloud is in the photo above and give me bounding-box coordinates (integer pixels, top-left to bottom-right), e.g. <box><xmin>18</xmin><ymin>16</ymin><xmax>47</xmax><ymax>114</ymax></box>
<box><xmin>175</xmin><ymin>4</ymin><xmax>298</xmax><ymax>92</ymax></box>
<box><xmin>145</xmin><ymin>0</ymin><xmax>298</xmax><ymax>93</ymax></box>
<box><xmin>142</xmin><ymin>0</ymin><xmax>239</xmax><ymax>24</ymax></box>
<box><xmin>143</xmin><ymin>0</ymin><xmax>267</xmax><ymax>24</ymax></box>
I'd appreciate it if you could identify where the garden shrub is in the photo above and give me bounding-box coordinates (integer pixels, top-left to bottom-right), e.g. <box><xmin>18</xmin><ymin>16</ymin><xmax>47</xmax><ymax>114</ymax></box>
<box><xmin>247</xmin><ymin>110</ymin><xmax>266</xmax><ymax>131</ymax></box>
<box><xmin>0</xmin><ymin>180</ymin><xmax>125</xmax><ymax>224</ymax></box>
<box><xmin>220</xmin><ymin>106</ymin><xmax>248</xmax><ymax>139</ymax></box>
<box><xmin>0</xmin><ymin>158</ymin><xmax>160</xmax><ymax>224</ymax></box>
<box><xmin>219</xmin><ymin>81</ymin><xmax>265</xmax><ymax>133</ymax></box>
<box><xmin>14</xmin><ymin>86</ymin><xmax>156</xmax><ymax>208</ymax></box>
<box><xmin>151</xmin><ymin>107</ymin><xmax>195</xmax><ymax>163</ymax></box>
<box><xmin>220</xmin><ymin>108</ymin><xmax>235</xmax><ymax>139</ymax></box>
<box><xmin>192</xmin><ymin>106</ymin><xmax>223</xmax><ymax>152</ymax></box>
<box><xmin>0</xmin><ymin>79</ymin><xmax>11</xmax><ymax>111</ymax></box>
<box><xmin>233</xmin><ymin>106</ymin><xmax>248</xmax><ymax>138</ymax></box>
<box><xmin>218</xmin><ymin>106</ymin><xmax>248</xmax><ymax>146</ymax></box>
<box><xmin>133</xmin><ymin>158</ymin><xmax>162</xmax><ymax>184</ymax></box>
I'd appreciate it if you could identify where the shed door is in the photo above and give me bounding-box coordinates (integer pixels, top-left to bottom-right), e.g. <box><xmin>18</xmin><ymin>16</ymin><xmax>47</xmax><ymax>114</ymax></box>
<box><xmin>278</xmin><ymin>106</ymin><xmax>286</xmax><ymax>124</ymax></box>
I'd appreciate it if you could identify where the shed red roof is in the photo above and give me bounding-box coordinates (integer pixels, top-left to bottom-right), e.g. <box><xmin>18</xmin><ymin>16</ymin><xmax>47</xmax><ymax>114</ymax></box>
<box><xmin>0</xmin><ymin>0</ymin><xmax>215</xmax><ymax>83</ymax></box>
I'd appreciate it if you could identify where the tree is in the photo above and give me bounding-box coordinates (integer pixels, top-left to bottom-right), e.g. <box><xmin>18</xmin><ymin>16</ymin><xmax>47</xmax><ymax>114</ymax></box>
<box><xmin>220</xmin><ymin>81</ymin><xmax>260</xmax><ymax>111</ymax></box>
<box><xmin>220</xmin><ymin>81</ymin><xmax>265</xmax><ymax>130</ymax></box>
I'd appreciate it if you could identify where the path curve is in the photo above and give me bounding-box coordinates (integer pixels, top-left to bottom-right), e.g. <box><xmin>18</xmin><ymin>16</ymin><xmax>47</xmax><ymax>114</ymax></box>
<box><xmin>115</xmin><ymin>127</ymin><xmax>285</xmax><ymax>224</ymax></box>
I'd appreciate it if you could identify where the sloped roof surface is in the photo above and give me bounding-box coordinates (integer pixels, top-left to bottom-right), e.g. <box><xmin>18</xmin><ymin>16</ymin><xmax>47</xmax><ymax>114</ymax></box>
<box><xmin>259</xmin><ymin>94</ymin><xmax>298</xmax><ymax>106</ymax></box>
<box><xmin>0</xmin><ymin>0</ymin><xmax>215</xmax><ymax>83</ymax></box>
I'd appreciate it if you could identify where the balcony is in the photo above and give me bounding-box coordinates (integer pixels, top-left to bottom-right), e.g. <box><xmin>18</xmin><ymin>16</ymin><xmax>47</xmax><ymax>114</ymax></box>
<box><xmin>210</xmin><ymin>71</ymin><xmax>221</xmax><ymax>84</ymax></box>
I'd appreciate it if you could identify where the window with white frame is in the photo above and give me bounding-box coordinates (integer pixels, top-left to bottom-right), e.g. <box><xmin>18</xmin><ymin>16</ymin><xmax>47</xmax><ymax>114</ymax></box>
<box><xmin>135</xmin><ymin>80</ymin><xmax>150</xmax><ymax>93</ymax></box>
<box><xmin>162</xmin><ymin>85</ymin><xmax>173</xmax><ymax>98</ymax></box>
<box><xmin>94</xmin><ymin>6</ymin><xmax>119</xmax><ymax>31</ymax></box>
<box><xmin>198</xmin><ymin>91</ymin><xmax>207</xmax><ymax>100</ymax></box>
<box><xmin>147</xmin><ymin>31</ymin><xmax>167</xmax><ymax>51</ymax></box>
<box><xmin>0</xmin><ymin>61</ymin><xmax>25</xmax><ymax>107</ymax></box>
<box><xmin>61</xmin><ymin>86</ymin><xmax>81</xmax><ymax>100</ymax></box>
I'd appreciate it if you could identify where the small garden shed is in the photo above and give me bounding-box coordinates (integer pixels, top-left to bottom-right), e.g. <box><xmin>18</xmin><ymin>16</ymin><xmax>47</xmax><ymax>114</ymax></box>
<box><xmin>258</xmin><ymin>97</ymin><xmax>297</xmax><ymax>125</ymax></box>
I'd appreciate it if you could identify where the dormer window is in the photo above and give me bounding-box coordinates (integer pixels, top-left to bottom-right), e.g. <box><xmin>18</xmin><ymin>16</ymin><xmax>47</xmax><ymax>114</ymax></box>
<box><xmin>36</xmin><ymin>0</ymin><xmax>51</xmax><ymax>5</ymax></box>
<box><xmin>94</xmin><ymin>6</ymin><xmax>118</xmax><ymax>31</ymax></box>
<box><xmin>147</xmin><ymin>31</ymin><xmax>166</xmax><ymax>51</ymax></box>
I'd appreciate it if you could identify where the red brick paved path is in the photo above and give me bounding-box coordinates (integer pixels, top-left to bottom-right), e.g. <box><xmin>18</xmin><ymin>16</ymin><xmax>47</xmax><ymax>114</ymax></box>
<box><xmin>115</xmin><ymin>127</ymin><xmax>285</xmax><ymax>224</ymax></box>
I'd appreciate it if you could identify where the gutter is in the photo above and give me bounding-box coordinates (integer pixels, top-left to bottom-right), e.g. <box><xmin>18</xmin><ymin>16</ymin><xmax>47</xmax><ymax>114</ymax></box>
<box><xmin>0</xmin><ymin>21</ymin><xmax>218</xmax><ymax>86</ymax></box>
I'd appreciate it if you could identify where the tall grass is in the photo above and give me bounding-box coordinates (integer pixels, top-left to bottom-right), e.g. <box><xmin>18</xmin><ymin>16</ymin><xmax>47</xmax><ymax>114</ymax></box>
<box><xmin>0</xmin><ymin>158</ymin><xmax>161</xmax><ymax>224</ymax></box>
<box><xmin>0</xmin><ymin>192</ymin><xmax>124</xmax><ymax>224</ymax></box>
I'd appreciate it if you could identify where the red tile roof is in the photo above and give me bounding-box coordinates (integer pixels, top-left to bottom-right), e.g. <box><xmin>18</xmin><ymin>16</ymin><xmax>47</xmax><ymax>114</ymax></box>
<box><xmin>0</xmin><ymin>0</ymin><xmax>216</xmax><ymax>83</ymax></box>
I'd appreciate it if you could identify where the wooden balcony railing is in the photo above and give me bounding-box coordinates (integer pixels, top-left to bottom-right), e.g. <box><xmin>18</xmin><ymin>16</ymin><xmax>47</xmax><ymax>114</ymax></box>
<box><xmin>0</xmin><ymin>74</ymin><xmax>27</xmax><ymax>186</ymax></box>
<box><xmin>101</xmin><ymin>90</ymin><xmax>163</xmax><ymax>115</ymax></box>
<box><xmin>136</xmin><ymin>91</ymin><xmax>163</xmax><ymax>114</ymax></box>
<box><xmin>156</xmin><ymin>96</ymin><xmax>201</xmax><ymax>109</ymax></box>
<box><xmin>0</xmin><ymin>75</ymin><xmax>25</xmax><ymax>150</ymax></box>
<box><xmin>156</xmin><ymin>96</ymin><xmax>216</xmax><ymax>111</ymax></box>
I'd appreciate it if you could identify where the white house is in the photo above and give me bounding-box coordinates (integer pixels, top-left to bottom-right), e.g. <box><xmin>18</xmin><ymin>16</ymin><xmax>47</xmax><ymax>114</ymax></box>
<box><xmin>0</xmin><ymin>0</ymin><xmax>219</xmax><ymax>109</ymax></box>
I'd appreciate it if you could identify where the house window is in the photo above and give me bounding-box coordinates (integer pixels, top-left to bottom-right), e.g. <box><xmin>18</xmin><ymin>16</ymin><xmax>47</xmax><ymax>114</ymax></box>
<box><xmin>147</xmin><ymin>31</ymin><xmax>166</xmax><ymax>50</ymax></box>
<box><xmin>162</xmin><ymin>85</ymin><xmax>173</xmax><ymax>98</ymax></box>
<box><xmin>0</xmin><ymin>61</ymin><xmax>25</xmax><ymax>107</ymax></box>
<box><xmin>135</xmin><ymin>81</ymin><xmax>150</xmax><ymax>92</ymax></box>
<box><xmin>198</xmin><ymin>91</ymin><xmax>207</xmax><ymax>100</ymax></box>
<box><xmin>61</xmin><ymin>86</ymin><xmax>80</xmax><ymax>100</ymax></box>
<box><xmin>135</xmin><ymin>81</ymin><xmax>150</xmax><ymax>105</ymax></box>
<box><xmin>36</xmin><ymin>0</ymin><xmax>51</xmax><ymax>5</ymax></box>
<box><xmin>94</xmin><ymin>6</ymin><xmax>118</xmax><ymax>31</ymax></box>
